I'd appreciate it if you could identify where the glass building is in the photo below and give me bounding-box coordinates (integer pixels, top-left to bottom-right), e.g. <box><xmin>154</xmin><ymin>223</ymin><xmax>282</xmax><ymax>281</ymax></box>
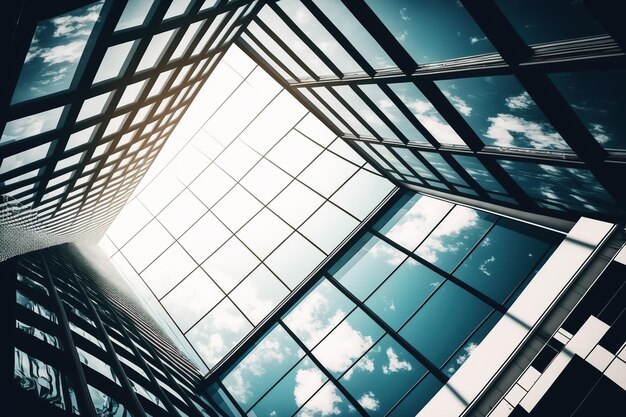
<box><xmin>2</xmin><ymin>1</ymin><xmax>625</xmax><ymax>416</ymax></box>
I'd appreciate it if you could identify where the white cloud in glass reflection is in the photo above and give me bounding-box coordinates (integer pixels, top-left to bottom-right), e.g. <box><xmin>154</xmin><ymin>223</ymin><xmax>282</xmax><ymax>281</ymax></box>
<box><xmin>295</xmin><ymin>370</ymin><xmax>342</xmax><ymax>416</ymax></box>
<box><xmin>400</xmin><ymin>8</ymin><xmax>411</xmax><ymax>21</ymax></box>
<box><xmin>284</xmin><ymin>288</ymin><xmax>346</xmax><ymax>347</ymax></box>
<box><xmin>485</xmin><ymin>113</ymin><xmax>563</xmax><ymax>149</ymax></box>
<box><xmin>227</xmin><ymin>337</ymin><xmax>290</xmax><ymax>404</ymax></box>
<box><xmin>505</xmin><ymin>92</ymin><xmax>531</xmax><ymax>110</ymax></box>
<box><xmin>402</xmin><ymin>97</ymin><xmax>465</xmax><ymax>145</ymax></box>
<box><xmin>443</xmin><ymin>91</ymin><xmax>473</xmax><ymax>116</ymax></box>
<box><xmin>314</xmin><ymin>319</ymin><xmax>374</xmax><ymax>374</ymax></box>
<box><xmin>589</xmin><ymin>123</ymin><xmax>611</xmax><ymax>144</ymax></box>
<box><xmin>382</xmin><ymin>347</ymin><xmax>412</xmax><ymax>374</ymax></box>
<box><xmin>13</xmin><ymin>2</ymin><xmax>103</xmax><ymax>103</ymax></box>
<box><xmin>187</xmin><ymin>300</ymin><xmax>251</xmax><ymax>368</ymax></box>
<box><xmin>416</xmin><ymin>207</ymin><xmax>480</xmax><ymax>264</ymax></box>
<box><xmin>478</xmin><ymin>255</ymin><xmax>495</xmax><ymax>277</ymax></box>
<box><xmin>445</xmin><ymin>342</ymin><xmax>478</xmax><ymax>376</ymax></box>
<box><xmin>358</xmin><ymin>392</ymin><xmax>379</xmax><ymax>411</ymax></box>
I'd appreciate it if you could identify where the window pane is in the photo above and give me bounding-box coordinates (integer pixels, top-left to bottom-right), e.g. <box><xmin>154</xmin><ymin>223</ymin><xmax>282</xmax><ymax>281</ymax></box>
<box><xmin>329</xmin><ymin>233</ymin><xmax>406</xmax><ymax>301</ymax></box>
<box><xmin>1</xmin><ymin>107</ymin><xmax>64</xmax><ymax>145</ymax></box>
<box><xmin>436</xmin><ymin>76</ymin><xmax>571</xmax><ymax>151</ymax></box>
<box><xmin>550</xmin><ymin>69</ymin><xmax>626</xmax><ymax>150</ymax></box>
<box><xmin>366</xmin><ymin>259</ymin><xmax>443</xmax><ymax>331</ymax></box>
<box><xmin>374</xmin><ymin>194</ymin><xmax>453</xmax><ymax>252</ymax></box>
<box><xmin>11</xmin><ymin>1</ymin><xmax>104</xmax><ymax>103</ymax></box>
<box><xmin>201</xmin><ymin>237</ymin><xmax>259</xmax><ymax>293</ymax></box>
<box><xmin>77</xmin><ymin>92</ymin><xmax>112</xmax><ymax>121</ymax></box>
<box><xmin>265</xmin><ymin>232</ymin><xmax>325</xmax><ymax>290</ymax></box>
<box><xmin>222</xmin><ymin>325</ymin><xmax>303</xmax><ymax>411</ymax></box>
<box><xmin>455</xmin><ymin>218</ymin><xmax>559</xmax><ymax>303</ymax></box>
<box><xmin>388</xmin><ymin>82</ymin><xmax>465</xmax><ymax>146</ymax></box>
<box><xmin>137</xmin><ymin>29</ymin><xmax>177</xmax><ymax>72</ymax></box>
<box><xmin>314</xmin><ymin>0</ymin><xmax>394</xmax><ymax>70</ymax></box>
<box><xmin>333</xmin><ymin>85</ymin><xmax>398</xmax><ymax>140</ymax></box>
<box><xmin>399</xmin><ymin>281</ymin><xmax>492</xmax><ymax>366</ymax></box>
<box><xmin>230</xmin><ymin>265</ymin><xmax>289</xmax><ymax>324</ymax></box>
<box><xmin>340</xmin><ymin>335</ymin><xmax>427</xmax><ymax>416</ymax></box>
<box><xmin>162</xmin><ymin>268</ymin><xmax>224</xmax><ymax>332</ymax></box>
<box><xmin>299</xmin><ymin>202</ymin><xmax>358</xmax><ymax>253</ymax></box>
<box><xmin>416</xmin><ymin>206</ymin><xmax>496</xmax><ymax>272</ymax></box>
<box><xmin>116</xmin><ymin>0</ymin><xmax>155</xmax><ymax>31</ymax></box>
<box><xmin>387</xmin><ymin>373</ymin><xmax>442</xmax><ymax>417</ymax></box>
<box><xmin>93</xmin><ymin>41</ymin><xmax>136</xmax><ymax>83</ymax></box>
<box><xmin>312</xmin><ymin>308</ymin><xmax>384</xmax><ymax>377</ymax></box>
<box><xmin>0</xmin><ymin>142</ymin><xmax>51</xmax><ymax>176</ymax></box>
<box><xmin>283</xmin><ymin>279</ymin><xmax>355</xmax><ymax>349</ymax></box>
<box><xmin>496</xmin><ymin>0</ymin><xmax>605</xmax><ymax>45</ymax></box>
<box><xmin>365</xmin><ymin>0</ymin><xmax>495</xmax><ymax>63</ymax></box>
<box><xmin>359</xmin><ymin>84</ymin><xmax>427</xmax><ymax>143</ymax></box>
<box><xmin>498</xmin><ymin>160</ymin><xmax>622</xmax><ymax>215</ymax></box>
<box><xmin>142</xmin><ymin>243</ymin><xmax>196</xmax><ymax>298</ymax></box>
<box><xmin>187</xmin><ymin>298</ymin><xmax>252</xmax><ymax>368</ymax></box>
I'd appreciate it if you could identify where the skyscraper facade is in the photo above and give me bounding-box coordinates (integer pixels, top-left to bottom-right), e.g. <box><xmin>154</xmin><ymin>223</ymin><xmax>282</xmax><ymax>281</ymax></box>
<box><xmin>2</xmin><ymin>0</ymin><xmax>625</xmax><ymax>416</ymax></box>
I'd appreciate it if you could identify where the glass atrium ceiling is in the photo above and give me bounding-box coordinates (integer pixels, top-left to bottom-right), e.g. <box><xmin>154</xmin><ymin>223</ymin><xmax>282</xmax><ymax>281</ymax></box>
<box><xmin>99</xmin><ymin>46</ymin><xmax>395</xmax><ymax>373</ymax></box>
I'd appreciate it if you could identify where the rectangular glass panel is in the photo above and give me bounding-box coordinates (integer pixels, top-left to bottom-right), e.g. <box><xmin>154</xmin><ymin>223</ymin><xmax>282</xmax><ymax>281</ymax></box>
<box><xmin>93</xmin><ymin>41</ymin><xmax>136</xmax><ymax>83</ymax></box>
<box><xmin>388</xmin><ymin>82</ymin><xmax>465</xmax><ymax>146</ymax></box>
<box><xmin>333</xmin><ymin>85</ymin><xmax>398</xmax><ymax>140</ymax></box>
<box><xmin>11</xmin><ymin>1</ymin><xmax>104</xmax><ymax>103</ymax></box>
<box><xmin>365</xmin><ymin>0</ymin><xmax>496</xmax><ymax>63</ymax></box>
<box><xmin>1</xmin><ymin>107</ymin><xmax>64</xmax><ymax>145</ymax></box>
<box><xmin>550</xmin><ymin>69</ymin><xmax>626</xmax><ymax>150</ymax></box>
<box><xmin>115</xmin><ymin>0</ymin><xmax>155</xmax><ymax>31</ymax></box>
<box><xmin>137</xmin><ymin>29</ymin><xmax>177</xmax><ymax>71</ymax></box>
<box><xmin>436</xmin><ymin>75</ymin><xmax>571</xmax><ymax>151</ymax></box>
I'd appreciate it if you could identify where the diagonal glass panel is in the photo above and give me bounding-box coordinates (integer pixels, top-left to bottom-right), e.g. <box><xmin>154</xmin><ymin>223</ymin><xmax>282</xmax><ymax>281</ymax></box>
<box><xmin>11</xmin><ymin>1</ymin><xmax>104</xmax><ymax>104</ymax></box>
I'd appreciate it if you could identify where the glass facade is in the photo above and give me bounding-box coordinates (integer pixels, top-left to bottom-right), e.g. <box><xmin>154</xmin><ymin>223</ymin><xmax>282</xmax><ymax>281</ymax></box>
<box><xmin>2</xmin><ymin>1</ymin><xmax>625</xmax><ymax>417</ymax></box>
<box><xmin>206</xmin><ymin>191</ymin><xmax>564</xmax><ymax>416</ymax></box>
<box><xmin>101</xmin><ymin>47</ymin><xmax>395</xmax><ymax>372</ymax></box>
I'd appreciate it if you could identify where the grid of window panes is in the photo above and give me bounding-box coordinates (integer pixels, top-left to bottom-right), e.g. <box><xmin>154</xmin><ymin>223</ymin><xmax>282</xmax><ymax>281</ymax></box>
<box><xmin>237</xmin><ymin>0</ymin><xmax>626</xmax><ymax>222</ymax></box>
<box><xmin>99</xmin><ymin>45</ymin><xmax>396</xmax><ymax>374</ymax></box>
<box><xmin>206</xmin><ymin>190</ymin><xmax>564</xmax><ymax>416</ymax></box>
<box><xmin>0</xmin><ymin>0</ymin><xmax>259</xmax><ymax>250</ymax></box>
<box><xmin>8</xmin><ymin>245</ymin><xmax>221</xmax><ymax>417</ymax></box>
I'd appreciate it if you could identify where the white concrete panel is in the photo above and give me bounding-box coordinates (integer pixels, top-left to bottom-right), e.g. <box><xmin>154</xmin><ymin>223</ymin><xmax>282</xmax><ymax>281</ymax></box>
<box><xmin>418</xmin><ymin>217</ymin><xmax>614</xmax><ymax>417</ymax></box>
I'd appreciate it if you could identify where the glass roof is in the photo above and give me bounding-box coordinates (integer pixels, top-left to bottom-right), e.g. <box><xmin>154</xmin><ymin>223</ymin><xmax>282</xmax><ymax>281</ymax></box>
<box><xmin>99</xmin><ymin>46</ymin><xmax>395</xmax><ymax>372</ymax></box>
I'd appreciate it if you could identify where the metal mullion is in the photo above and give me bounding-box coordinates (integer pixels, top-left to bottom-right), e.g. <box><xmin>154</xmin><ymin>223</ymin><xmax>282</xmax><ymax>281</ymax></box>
<box><xmin>301</xmin><ymin>0</ymin><xmax>375</xmax><ymax>76</ymax></box>
<box><xmin>474</xmin><ymin>155</ymin><xmax>539</xmax><ymax>208</ymax></box>
<box><xmin>460</xmin><ymin>0</ymin><xmax>531</xmax><ymax>64</ymax></box>
<box><xmin>31</xmin><ymin>0</ymin><xmax>127</xmax><ymax>207</ymax></box>
<box><xmin>340</xmin><ymin>0</ymin><xmax>417</xmax><ymax>73</ymax></box>
<box><xmin>327</xmin><ymin>86</ymin><xmax>382</xmax><ymax>140</ymax></box>
<box><xmin>15</xmin><ymin>305</ymin><xmax>62</xmax><ymax>336</ymax></box>
<box><xmin>253</xmin><ymin>17</ymin><xmax>319</xmax><ymax>81</ymax></box>
<box><xmin>324</xmin><ymin>272</ymin><xmax>448</xmax><ymax>383</ymax></box>
<box><xmin>203</xmin><ymin>189</ymin><xmax>403</xmax><ymax>381</ymax></box>
<box><xmin>365</xmin><ymin>141</ymin><xmax>426</xmax><ymax>182</ymax></box>
<box><xmin>369</xmin><ymin>229</ymin><xmax>506</xmax><ymax>312</ymax></box>
<box><xmin>439</xmin><ymin>152</ymin><xmax>491</xmax><ymax>200</ymax></box>
<box><xmin>585</xmin><ymin>0</ymin><xmax>626</xmax><ymax>51</ymax></box>
<box><xmin>378</xmin><ymin>83</ymin><xmax>441</xmax><ymax>148</ymax></box>
<box><xmin>351</xmin><ymin>85</ymin><xmax>411</xmax><ymax>143</ymax></box>
<box><xmin>105</xmin><ymin>304</ymin><xmax>186</xmax><ymax>417</ymax></box>
<box><xmin>413</xmin><ymin>80</ymin><xmax>486</xmax><ymax>151</ymax></box>
<box><xmin>398</xmin><ymin>147</ymin><xmax>454</xmax><ymax>187</ymax></box>
<box><xmin>242</xmin><ymin>30</ymin><xmax>300</xmax><ymax>81</ymax></box>
<box><xmin>269</xmin><ymin>2</ymin><xmax>343</xmax><ymax>78</ymax></box>
<box><xmin>340</xmin><ymin>139</ymin><xmax>406</xmax><ymax>188</ymax></box>
<box><xmin>278</xmin><ymin>319</ymin><xmax>370</xmax><ymax>416</ymax></box>
<box><xmin>72</xmin><ymin>271</ymin><xmax>147</xmax><ymax>417</ymax></box>
<box><xmin>39</xmin><ymin>252</ymin><xmax>97</xmax><ymax>417</ymax></box>
<box><xmin>114</xmin><ymin>308</ymin><xmax>207</xmax><ymax>417</ymax></box>
<box><xmin>304</xmin><ymin>87</ymin><xmax>360</xmax><ymax>137</ymax></box>
<box><xmin>214</xmin><ymin>380</ymin><xmax>248</xmax><ymax>416</ymax></box>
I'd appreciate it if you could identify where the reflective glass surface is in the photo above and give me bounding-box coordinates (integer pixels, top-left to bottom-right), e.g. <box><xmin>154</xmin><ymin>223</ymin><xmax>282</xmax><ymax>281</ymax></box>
<box><xmin>366</xmin><ymin>0</ymin><xmax>496</xmax><ymax>63</ymax></box>
<box><xmin>11</xmin><ymin>1</ymin><xmax>104</xmax><ymax>103</ymax></box>
<box><xmin>550</xmin><ymin>69</ymin><xmax>626</xmax><ymax>150</ymax></box>
<box><xmin>436</xmin><ymin>76</ymin><xmax>570</xmax><ymax>151</ymax></box>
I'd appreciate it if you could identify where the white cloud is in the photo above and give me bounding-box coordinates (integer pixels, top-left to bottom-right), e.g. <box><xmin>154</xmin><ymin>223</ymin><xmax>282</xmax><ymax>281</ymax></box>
<box><xmin>314</xmin><ymin>319</ymin><xmax>374</xmax><ymax>374</ymax></box>
<box><xmin>358</xmin><ymin>392</ymin><xmax>379</xmax><ymax>411</ymax></box>
<box><xmin>589</xmin><ymin>123</ymin><xmax>611</xmax><ymax>144</ymax></box>
<box><xmin>444</xmin><ymin>93</ymin><xmax>473</xmax><ymax>116</ymax></box>
<box><xmin>343</xmin><ymin>355</ymin><xmax>374</xmax><ymax>381</ymax></box>
<box><xmin>51</xmin><ymin>4</ymin><xmax>101</xmax><ymax>38</ymax></box>
<box><xmin>283</xmin><ymin>286</ymin><xmax>346</xmax><ymax>347</ymax></box>
<box><xmin>505</xmin><ymin>92</ymin><xmax>532</xmax><ymax>110</ymax></box>
<box><xmin>400</xmin><ymin>8</ymin><xmax>411</xmax><ymax>20</ymax></box>
<box><xmin>295</xmin><ymin>369</ymin><xmax>342</xmax><ymax>416</ymax></box>
<box><xmin>416</xmin><ymin>207</ymin><xmax>479</xmax><ymax>264</ymax></box>
<box><xmin>396</xmin><ymin>30</ymin><xmax>409</xmax><ymax>42</ymax></box>
<box><xmin>382</xmin><ymin>347</ymin><xmax>413</xmax><ymax>374</ymax></box>
<box><xmin>479</xmin><ymin>256</ymin><xmax>495</xmax><ymax>276</ymax></box>
<box><xmin>485</xmin><ymin>113</ymin><xmax>566</xmax><ymax>149</ymax></box>
<box><xmin>27</xmin><ymin>40</ymin><xmax>87</xmax><ymax>65</ymax></box>
<box><xmin>470</xmin><ymin>36</ymin><xmax>488</xmax><ymax>45</ymax></box>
